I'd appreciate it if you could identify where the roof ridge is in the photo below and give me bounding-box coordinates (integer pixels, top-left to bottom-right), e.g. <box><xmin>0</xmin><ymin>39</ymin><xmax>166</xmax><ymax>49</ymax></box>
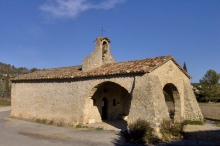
<box><xmin>114</xmin><ymin>55</ymin><xmax>173</xmax><ymax>64</ymax></box>
<box><xmin>43</xmin><ymin>65</ymin><xmax>82</xmax><ymax>70</ymax></box>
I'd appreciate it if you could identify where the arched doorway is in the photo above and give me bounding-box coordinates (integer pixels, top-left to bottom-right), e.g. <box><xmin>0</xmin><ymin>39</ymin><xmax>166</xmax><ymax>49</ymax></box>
<box><xmin>163</xmin><ymin>83</ymin><xmax>181</xmax><ymax>122</ymax></box>
<box><xmin>91</xmin><ymin>81</ymin><xmax>131</xmax><ymax>121</ymax></box>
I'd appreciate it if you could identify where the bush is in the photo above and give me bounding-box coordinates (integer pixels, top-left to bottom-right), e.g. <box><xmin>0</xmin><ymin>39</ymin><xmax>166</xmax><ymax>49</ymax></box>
<box><xmin>0</xmin><ymin>98</ymin><xmax>11</xmax><ymax>106</ymax></box>
<box><xmin>128</xmin><ymin>119</ymin><xmax>159</xmax><ymax>144</ymax></box>
<box><xmin>216</xmin><ymin>122</ymin><xmax>220</xmax><ymax>127</ymax></box>
<box><xmin>48</xmin><ymin>120</ymin><xmax>54</xmax><ymax>125</ymax></box>
<box><xmin>160</xmin><ymin>120</ymin><xmax>183</xmax><ymax>141</ymax></box>
<box><xmin>183</xmin><ymin>120</ymin><xmax>204</xmax><ymax>125</ymax></box>
<box><xmin>76</xmin><ymin>124</ymin><xmax>82</xmax><ymax>128</ymax></box>
<box><xmin>36</xmin><ymin>118</ymin><xmax>47</xmax><ymax>124</ymax></box>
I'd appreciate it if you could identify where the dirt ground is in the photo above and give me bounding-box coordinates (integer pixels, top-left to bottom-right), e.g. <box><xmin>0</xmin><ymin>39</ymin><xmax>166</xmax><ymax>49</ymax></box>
<box><xmin>199</xmin><ymin>102</ymin><xmax>220</xmax><ymax>119</ymax></box>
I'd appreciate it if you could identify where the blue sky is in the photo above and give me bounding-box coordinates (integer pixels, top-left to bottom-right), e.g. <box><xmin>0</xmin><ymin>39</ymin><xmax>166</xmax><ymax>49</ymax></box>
<box><xmin>0</xmin><ymin>0</ymin><xmax>219</xmax><ymax>83</ymax></box>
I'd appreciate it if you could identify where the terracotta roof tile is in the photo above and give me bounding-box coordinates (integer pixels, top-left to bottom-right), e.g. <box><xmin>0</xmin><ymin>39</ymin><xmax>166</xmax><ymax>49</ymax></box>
<box><xmin>11</xmin><ymin>55</ymin><xmax>190</xmax><ymax>81</ymax></box>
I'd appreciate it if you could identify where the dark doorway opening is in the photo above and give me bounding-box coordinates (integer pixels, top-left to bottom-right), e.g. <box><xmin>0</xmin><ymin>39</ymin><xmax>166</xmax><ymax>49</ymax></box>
<box><xmin>102</xmin><ymin>97</ymin><xmax>107</xmax><ymax>120</ymax></box>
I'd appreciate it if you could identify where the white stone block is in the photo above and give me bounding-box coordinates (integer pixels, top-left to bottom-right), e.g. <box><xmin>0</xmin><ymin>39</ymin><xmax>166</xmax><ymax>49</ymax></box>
<box><xmin>88</xmin><ymin>119</ymin><xmax>95</xmax><ymax>123</ymax></box>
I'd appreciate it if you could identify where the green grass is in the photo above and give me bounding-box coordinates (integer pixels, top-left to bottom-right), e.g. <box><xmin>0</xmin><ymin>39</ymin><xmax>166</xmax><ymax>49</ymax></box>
<box><xmin>95</xmin><ymin>127</ymin><xmax>103</xmax><ymax>131</ymax></box>
<box><xmin>183</xmin><ymin>120</ymin><xmax>204</xmax><ymax>125</ymax></box>
<box><xmin>75</xmin><ymin>124</ymin><xmax>89</xmax><ymax>128</ymax></box>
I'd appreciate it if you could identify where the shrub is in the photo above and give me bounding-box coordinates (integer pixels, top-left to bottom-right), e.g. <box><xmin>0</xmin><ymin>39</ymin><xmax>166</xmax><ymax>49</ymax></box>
<box><xmin>48</xmin><ymin>120</ymin><xmax>54</xmax><ymax>125</ymax></box>
<box><xmin>183</xmin><ymin>120</ymin><xmax>204</xmax><ymax>125</ymax></box>
<box><xmin>160</xmin><ymin>120</ymin><xmax>183</xmax><ymax>141</ymax></box>
<box><xmin>128</xmin><ymin>119</ymin><xmax>158</xmax><ymax>144</ymax></box>
<box><xmin>36</xmin><ymin>118</ymin><xmax>47</xmax><ymax>124</ymax></box>
<box><xmin>75</xmin><ymin>124</ymin><xmax>89</xmax><ymax>129</ymax></box>
<box><xmin>95</xmin><ymin>127</ymin><xmax>103</xmax><ymax>131</ymax></box>
<box><xmin>216</xmin><ymin>122</ymin><xmax>220</xmax><ymax>127</ymax></box>
<box><xmin>76</xmin><ymin>124</ymin><xmax>82</xmax><ymax>128</ymax></box>
<box><xmin>0</xmin><ymin>98</ymin><xmax>11</xmax><ymax>106</ymax></box>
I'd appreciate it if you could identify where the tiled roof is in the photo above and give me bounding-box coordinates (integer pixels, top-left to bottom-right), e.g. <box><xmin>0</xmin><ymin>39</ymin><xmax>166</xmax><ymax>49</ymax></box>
<box><xmin>11</xmin><ymin>55</ymin><xmax>190</xmax><ymax>81</ymax></box>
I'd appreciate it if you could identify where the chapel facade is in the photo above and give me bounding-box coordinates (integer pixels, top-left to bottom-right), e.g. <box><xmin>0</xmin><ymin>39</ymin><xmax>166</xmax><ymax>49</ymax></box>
<box><xmin>10</xmin><ymin>37</ymin><xmax>203</xmax><ymax>128</ymax></box>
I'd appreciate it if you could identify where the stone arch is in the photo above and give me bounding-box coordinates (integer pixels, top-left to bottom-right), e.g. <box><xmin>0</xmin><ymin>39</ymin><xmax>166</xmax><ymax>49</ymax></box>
<box><xmin>86</xmin><ymin>81</ymin><xmax>132</xmax><ymax>123</ymax></box>
<box><xmin>163</xmin><ymin>83</ymin><xmax>181</xmax><ymax>122</ymax></box>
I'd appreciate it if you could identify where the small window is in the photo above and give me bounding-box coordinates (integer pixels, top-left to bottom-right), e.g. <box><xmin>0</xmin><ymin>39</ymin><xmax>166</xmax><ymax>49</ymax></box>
<box><xmin>113</xmin><ymin>99</ymin><xmax>116</xmax><ymax>106</ymax></box>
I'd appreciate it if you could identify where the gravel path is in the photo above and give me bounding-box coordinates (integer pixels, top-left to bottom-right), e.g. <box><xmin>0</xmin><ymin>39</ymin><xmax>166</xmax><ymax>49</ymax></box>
<box><xmin>0</xmin><ymin>109</ymin><xmax>136</xmax><ymax>146</ymax></box>
<box><xmin>1</xmin><ymin>107</ymin><xmax>220</xmax><ymax>146</ymax></box>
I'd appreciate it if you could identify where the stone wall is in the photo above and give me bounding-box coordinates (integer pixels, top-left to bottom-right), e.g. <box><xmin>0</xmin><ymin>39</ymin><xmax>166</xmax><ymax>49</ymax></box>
<box><xmin>128</xmin><ymin>74</ymin><xmax>170</xmax><ymax>127</ymax></box>
<box><xmin>11</xmin><ymin>59</ymin><xmax>203</xmax><ymax>126</ymax></box>
<box><xmin>89</xmin><ymin>82</ymin><xmax>131</xmax><ymax>122</ymax></box>
<box><xmin>150</xmin><ymin>60</ymin><xmax>203</xmax><ymax>121</ymax></box>
<box><xmin>11</xmin><ymin>76</ymin><xmax>134</xmax><ymax>125</ymax></box>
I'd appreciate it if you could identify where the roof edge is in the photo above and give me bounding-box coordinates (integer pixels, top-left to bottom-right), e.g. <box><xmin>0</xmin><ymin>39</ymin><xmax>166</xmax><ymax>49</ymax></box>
<box><xmin>147</xmin><ymin>56</ymin><xmax>191</xmax><ymax>79</ymax></box>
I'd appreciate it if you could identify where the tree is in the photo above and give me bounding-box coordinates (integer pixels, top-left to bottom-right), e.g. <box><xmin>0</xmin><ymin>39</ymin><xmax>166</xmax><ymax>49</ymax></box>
<box><xmin>183</xmin><ymin>62</ymin><xmax>187</xmax><ymax>72</ymax></box>
<box><xmin>30</xmin><ymin>68</ymin><xmax>38</xmax><ymax>72</ymax></box>
<box><xmin>0</xmin><ymin>76</ymin><xmax>4</xmax><ymax>98</ymax></box>
<box><xmin>199</xmin><ymin>69</ymin><xmax>220</xmax><ymax>102</ymax></box>
<box><xmin>4</xmin><ymin>71</ymin><xmax>10</xmax><ymax>97</ymax></box>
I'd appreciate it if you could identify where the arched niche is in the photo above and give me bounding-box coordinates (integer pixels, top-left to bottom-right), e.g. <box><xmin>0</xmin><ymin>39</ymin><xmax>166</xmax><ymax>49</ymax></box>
<box><xmin>163</xmin><ymin>83</ymin><xmax>181</xmax><ymax>122</ymax></box>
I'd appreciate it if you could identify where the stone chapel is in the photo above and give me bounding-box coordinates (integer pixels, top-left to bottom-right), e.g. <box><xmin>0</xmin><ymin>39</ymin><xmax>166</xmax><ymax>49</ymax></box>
<box><xmin>10</xmin><ymin>36</ymin><xmax>203</xmax><ymax>128</ymax></box>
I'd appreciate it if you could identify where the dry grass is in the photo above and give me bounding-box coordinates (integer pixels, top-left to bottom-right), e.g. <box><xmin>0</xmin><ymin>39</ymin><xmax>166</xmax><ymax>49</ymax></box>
<box><xmin>199</xmin><ymin>103</ymin><xmax>220</xmax><ymax>119</ymax></box>
<box><xmin>0</xmin><ymin>98</ymin><xmax>11</xmax><ymax>106</ymax></box>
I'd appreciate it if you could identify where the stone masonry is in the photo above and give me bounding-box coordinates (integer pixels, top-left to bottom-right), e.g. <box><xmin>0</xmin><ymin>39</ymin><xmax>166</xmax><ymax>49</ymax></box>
<box><xmin>10</xmin><ymin>36</ymin><xmax>203</xmax><ymax>129</ymax></box>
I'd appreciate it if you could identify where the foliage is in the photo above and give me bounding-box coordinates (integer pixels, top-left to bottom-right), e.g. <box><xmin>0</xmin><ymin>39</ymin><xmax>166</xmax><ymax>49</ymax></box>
<box><xmin>216</xmin><ymin>122</ymin><xmax>220</xmax><ymax>127</ymax></box>
<box><xmin>95</xmin><ymin>127</ymin><xmax>103</xmax><ymax>130</ymax></box>
<box><xmin>199</xmin><ymin>69</ymin><xmax>220</xmax><ymax>102</ymax></box>
<box><xmin>36</xmin><ymin>118</ymin><xmax>47</xmax><ymax>124</ymax></box>
<box><xmin>160</xmin><ymin>120</ymin><xmax>183</xmax><ymax>141</ymax></box>
<box><xmin>48</xmin><ymin>120</ymin><xmax>54</xmax><ymax>125</ymax></box>
<box><xmin>0</xmin><ymin>61</ymin><xmax>41</xmax><ymax>98</ymax></box>
<box><xmin>76</xmin><ymin>124</ymin><xmax>83</xmax><ymax>128</ymax></box>
<box><xmin>127</xmin><ymin>119</ymin><xmax>159</xmax><ymax>144</ymax></box>
<box><xmin>30</xmin><ymin>68</ymin><xmax>39</xmax><ymax>72</ymax></box>
<box><xmin>0</xmin><ymin>61</ymin><xmax>40</xmax><ymax>77</ymax></box>
<box><xmin>0</xmin><ymin>78</ymin><xmax>4</xmax><ymax>98</ymax></box>
<box><xmin>0</xmin><ymin>98</ymin><xmax>11</xmax><ymax>106</ymax></box>
<box><xmin>4</xmin><ymin>72</ymin><xmax>10</xmax><ymax>90</ymax></box>
<box><xmin>183</xmin><ymin>120</ymin><xmax>204</xmax><ymax>125</ymax></box>
<box><xmin>183</xmin><ymin>62</ymin><xmax>187</xmax><ymax>72</ymax></box>
<box><xmin>75</xmin><ymin>124</ymin><xmax>89</xmax><ymax>128</ymax></box>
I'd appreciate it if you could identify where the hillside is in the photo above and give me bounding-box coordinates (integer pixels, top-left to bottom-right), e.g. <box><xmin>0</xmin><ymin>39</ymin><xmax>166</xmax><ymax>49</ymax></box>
<box><xmin>0</xmin><ymin>61</ymin><xmax>40</xmax><ymax>98</ymax></box>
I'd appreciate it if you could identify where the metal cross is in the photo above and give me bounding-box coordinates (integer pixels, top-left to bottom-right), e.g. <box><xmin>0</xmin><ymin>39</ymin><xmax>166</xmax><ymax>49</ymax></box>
<box><xmin>100</xmin><ymin>27</ymin><xmax>105</xmax><ymax>36</ymax></box>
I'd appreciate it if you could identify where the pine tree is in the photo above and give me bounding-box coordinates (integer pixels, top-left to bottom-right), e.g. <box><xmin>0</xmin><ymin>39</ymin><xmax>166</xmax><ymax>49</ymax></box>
<box><xmin>0</xmin><ymin>77</ymin><xmax>3</xmax><ymax>98</ymax></box>
<box><xmin>4</xmin><ymin>70</ymin><xmax>10</xmax><ymax>97</ymax></box>
<box><xmin>199</xmin><ymin>69</ymin><xmax>220</xmax><ymax>102</ymax></box>
<box><xmin>183</xmin><ymin>62</ymin><xmax>187</xmax><ymax>72</ymax></box>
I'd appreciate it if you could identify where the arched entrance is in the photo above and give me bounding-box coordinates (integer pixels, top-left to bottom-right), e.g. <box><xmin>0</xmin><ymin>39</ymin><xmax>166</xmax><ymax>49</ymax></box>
<box><xmin>91</xmin><ymin>81</ymin><xmax>131</xmax><ymax>121</ymax></box>
<box><xmin>163</xmin><ymin>83</ymin><xmax>181</xmax><ymax>122</ymax></box>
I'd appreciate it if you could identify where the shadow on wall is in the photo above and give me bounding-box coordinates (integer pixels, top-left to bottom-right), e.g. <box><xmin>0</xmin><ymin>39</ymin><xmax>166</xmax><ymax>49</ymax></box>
<box><xmin>92</xmin><ymin>81</ymin><xmax>132</xmax><ymax>121</ymax></box>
